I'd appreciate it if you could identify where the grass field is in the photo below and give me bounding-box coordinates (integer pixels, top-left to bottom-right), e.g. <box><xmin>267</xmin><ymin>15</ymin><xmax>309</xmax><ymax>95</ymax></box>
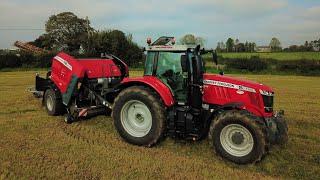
<box><xmin>0</xmin><ymin>71</ymin><xmax>320</xmax><ymax>179</ymax></box>
<box><xmin>219</xmin><ymin>52</ymin><xmax>320</xmax><ymax>61</ymax></box>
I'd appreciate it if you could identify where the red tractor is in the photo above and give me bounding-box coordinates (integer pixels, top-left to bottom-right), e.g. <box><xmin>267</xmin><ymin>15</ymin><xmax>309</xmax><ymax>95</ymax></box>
<box><xmin>34</xmin><ymin>37</ymin><xmax>288</xmax><ymax>164</ymax></box>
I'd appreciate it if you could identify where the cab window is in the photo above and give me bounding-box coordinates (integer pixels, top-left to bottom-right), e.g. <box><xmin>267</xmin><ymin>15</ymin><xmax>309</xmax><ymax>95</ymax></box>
<box><xmin>155</xmin><ymin>52</ymin><xmax>187</xmax><ymax>102</ymax></box>
<box><xmin>144</xmin><ymin>52</ymin><xmax>156</xmax><ymax>75</ymax></box>
<box><xmin>156</xmin><ymin>52</ymin><xmax>183</xmax><ymax>76</ymax></box>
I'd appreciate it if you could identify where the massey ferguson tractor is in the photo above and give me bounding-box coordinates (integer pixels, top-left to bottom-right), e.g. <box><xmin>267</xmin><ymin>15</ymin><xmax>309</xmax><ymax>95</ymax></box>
<box><xmin>33</xmin><ymin>36</ymin><xmax>288</xmax><ymax>164</ymax></box>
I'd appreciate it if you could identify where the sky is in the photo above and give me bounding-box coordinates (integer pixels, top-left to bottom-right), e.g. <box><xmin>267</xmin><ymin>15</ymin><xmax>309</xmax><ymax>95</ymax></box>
<box><xmin>0</xmin><ymin>0</ymin><xmax>319</xmax><ymax>49</ymax></box>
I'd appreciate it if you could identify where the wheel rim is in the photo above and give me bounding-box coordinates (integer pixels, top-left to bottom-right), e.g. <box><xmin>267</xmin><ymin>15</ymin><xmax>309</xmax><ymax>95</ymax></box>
<box><xmin>220</xmin><ymin>124</ymin><xmax>254</xmax><ymax>157</ymax></box>
<box><xmin>120</xmin><ymin>100</ymin><xmax>152</xmax><ymax>137</ymax></box>
<box><xmin>46</xmin><ymin>95</ymin><xmax>54</xmax><ymax>111</ymax></box>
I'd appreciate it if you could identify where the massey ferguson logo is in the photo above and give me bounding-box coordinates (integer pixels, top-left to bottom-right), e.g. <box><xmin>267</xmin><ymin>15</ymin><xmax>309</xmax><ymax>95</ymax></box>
<box><xmin>203</xmin><ymin>80</ymin><xmax>256</xmax><ymax>93</ymax></box>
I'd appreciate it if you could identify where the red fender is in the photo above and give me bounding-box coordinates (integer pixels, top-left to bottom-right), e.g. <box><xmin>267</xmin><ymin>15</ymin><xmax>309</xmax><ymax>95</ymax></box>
<box><xmin>241</xmin><ymin>104</ymin><xmax>270</xmax><ymax>118</ymax></box>
<box><xmin>120</xmin><ymin>76</ymin><xmax>175</xmax><ymax>107</ymax></box>
<box><xmin>231</xmin><ymin>99</ymin><xmax>273</xmax><ymax>118</ymax></box>
<box><xmin>219</xmin><ymin>102</ymin><xmax>268</xmax><ymax>118</ymax></box>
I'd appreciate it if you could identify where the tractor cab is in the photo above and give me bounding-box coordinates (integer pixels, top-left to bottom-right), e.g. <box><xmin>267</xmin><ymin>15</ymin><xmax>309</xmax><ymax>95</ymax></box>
<box><xmin>144</xmin><ymin>36</ymin><xmax>212</xmax><ymax>108</ymax></box>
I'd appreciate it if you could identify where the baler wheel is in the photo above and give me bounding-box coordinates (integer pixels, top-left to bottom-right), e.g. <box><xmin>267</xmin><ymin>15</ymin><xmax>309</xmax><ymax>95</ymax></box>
<box><xmin>44</xmin><ymin>89</ymin><xmax>64</xmax><ymax>116</ymax></box>
<box><xmin>209</xmin><ymin>110</ymin><xmax>267</xmax><ymax>164</ymax></box>
<box><xmin>112</xmin><ymin>86</ymin><xmax>166</xmax><ymax>147</ymax></box>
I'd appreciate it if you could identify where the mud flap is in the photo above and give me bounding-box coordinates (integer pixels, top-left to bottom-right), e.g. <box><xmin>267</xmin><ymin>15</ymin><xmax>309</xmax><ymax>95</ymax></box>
<box><xmin>62</xmin><ymin>75</ymin><xmax>78</xmax><ymax>106</ymax></box>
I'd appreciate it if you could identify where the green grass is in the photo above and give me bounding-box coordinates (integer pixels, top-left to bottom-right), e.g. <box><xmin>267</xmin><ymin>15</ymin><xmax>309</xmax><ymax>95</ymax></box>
<box><xmin>0</xmin><ymin>71</ymin><xmax>320</xmax><ymax>179</ymax></box>
<box><xmin>218</xmin><ymin>52</ymin><xmax>320</xmax><ymax>61</ymax></box>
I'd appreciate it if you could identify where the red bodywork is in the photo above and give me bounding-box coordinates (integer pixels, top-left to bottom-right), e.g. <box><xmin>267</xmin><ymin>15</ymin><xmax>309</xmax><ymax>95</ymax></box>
<box><xmin>202</xmin><ymin>74</ymin><xmax>273</xmax><ymax>117</ymax></box>
<box><xmin>51</xmin><ymin>52</ymin><xmax>122</xmax><ymax>93</ymax></box>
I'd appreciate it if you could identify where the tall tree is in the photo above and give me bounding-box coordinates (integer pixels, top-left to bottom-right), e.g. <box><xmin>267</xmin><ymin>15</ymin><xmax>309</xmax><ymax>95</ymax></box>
<box><xmin>45</xmin><ymin>12</ymin><xmax>93</xmax><ymax>52</ymax></box>
<box><xmin>234</xmin><ymin>39</ymin><xmax>240</xmax><ymax>52</ymax></box>
<box><xmin>86</xmin><ymin>30</ymin><xmax>143</xmax><ymax>66</ymax></box>
<box><xmin>235</xmin><ymin>39</ymin><xmax>240</xmax><ymax>45</ymax></box>
<box><xmin>313</xmin><ymin>38</ymin><xmax>320</xmax><ymax>51</ymax></box>
<box><xmin>216</xmin><ymin>42</ymin><xmax>222</xmax><ymax>52</ymax></box>
<box><xmin>269</xmin><ymin>37</ymin><xmax>282</xmax><ymax>52</ymax></box>
<box><xmin>245</xmin><ymin>41</ymin><xmax>249</xmax><ymax>52</ymax></box>
<box><xmin>221</xmin><ymin>41</ymin><xmax>226</xmax><ymax>51</ymax></box>
<box><xmin>304</xmin><ymin>41</ymin><xmax>309</xmax><ymax>48</ymax></box>
<box><xmin>226</xmin><ymin>38</ymin><xmax>234</xmax><ymax>52</ymax></box>
<box><xmin>180</xmin><ymin>34</ymin><xmax>205</xmax><ymax>46</ymax></box>
<box><xmin>252</xmin><ymin>42</ymin><xmax>257</xmax><ymax>52</ymax></box>
<box><xmin>216</xmin><ymin>41</ymin><xmax>226</xmax><ymax>52</ymax></box>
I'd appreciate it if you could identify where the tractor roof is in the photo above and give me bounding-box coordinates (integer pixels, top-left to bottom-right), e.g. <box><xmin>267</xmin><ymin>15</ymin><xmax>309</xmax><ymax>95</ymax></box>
<box><xmin>146</xmin><ymin>44</ymin><xmax>197</xmax><ymax>52</ymax></box>
<box><xmin>146</xmin><ymin>36</ymin><xmax>198</xmax><ymax>52</ymax></box>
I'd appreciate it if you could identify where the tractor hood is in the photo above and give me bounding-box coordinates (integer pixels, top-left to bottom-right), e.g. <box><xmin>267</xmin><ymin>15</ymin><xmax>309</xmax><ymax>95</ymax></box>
<box><xmin>202</xmin><ymin>73</ymin><xmax>275</xmax><ymax>117</ymax></box>
<box><xmin>203</xmin><ymin>73</ymin><xmax>273</xmax><ymax>93</ymax></box>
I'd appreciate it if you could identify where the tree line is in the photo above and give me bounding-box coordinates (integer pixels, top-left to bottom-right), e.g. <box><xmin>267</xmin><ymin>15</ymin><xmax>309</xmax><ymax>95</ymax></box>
<box><xmin>30</xmin><ymin>12</ymin><xmax>143</xmax><ymax>66</ymax></box>
<box><xmin>283</xmin><ymin>40</ymin><xmax>320</xmax><ymax>52</ymax></box>
<box><xmin>216</xmin><ymin>37</ymin><xmax>320</xmax><ymax>53</ymax></box>
<box><xmin>216</xmin><ymin>38</ymin><xmax>257</xmax><ymax>52</ymax></box>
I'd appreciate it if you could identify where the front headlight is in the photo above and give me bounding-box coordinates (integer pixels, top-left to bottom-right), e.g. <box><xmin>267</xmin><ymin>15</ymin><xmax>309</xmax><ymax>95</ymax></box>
<box><xmin>259</xmin><ymin>89</ymin><xmax>274</xmax><ymax>96</ymax></box>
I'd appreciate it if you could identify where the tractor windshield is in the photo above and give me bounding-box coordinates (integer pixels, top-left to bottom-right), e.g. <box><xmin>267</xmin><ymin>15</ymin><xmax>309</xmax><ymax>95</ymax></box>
<box><xmin>156</xmin><ymin>52</ymin><xmax>184</xmax><ymax>76</ymax></box>
<box><xmin>144</xmin><ymin>51</ymin><xmax>184</xmax><ymax>76</ymax></box>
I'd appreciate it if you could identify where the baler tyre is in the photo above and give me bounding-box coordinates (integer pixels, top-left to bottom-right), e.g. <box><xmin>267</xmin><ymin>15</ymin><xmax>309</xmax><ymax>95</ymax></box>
<box><xmin>44</xmin><ymin>89</ymin><xmax>64</xmax><ymax>116</ymax></box>
<box><xmin>112</xmin><ymin>86</ymin><xmax>166</xmax><ymax>147</ymax></box>
<box><xmin>274</xmin><ymin>117</ymin><xmax>288</xmax><ymax>145</ymax></box>
<box><xmin>209</xmin><ymin>110</ymin><xmax>267</xmax><ymax>164</ymax></box>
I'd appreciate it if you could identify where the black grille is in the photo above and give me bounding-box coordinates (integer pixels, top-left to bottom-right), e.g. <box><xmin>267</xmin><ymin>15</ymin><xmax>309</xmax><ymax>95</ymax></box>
<box><xmin>262</xmin><ymin>95</ymin><xmax>274</xmax><ymax>112</ymax></box>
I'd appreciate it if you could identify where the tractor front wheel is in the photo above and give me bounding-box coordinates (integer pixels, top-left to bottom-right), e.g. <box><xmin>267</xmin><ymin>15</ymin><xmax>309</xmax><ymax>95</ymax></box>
<box><xmin>112</xmin><ymin>86</ymin><xmax>166</xmax><ymax>147</ymax></box>
<box><xmin>209</xmin><ymin>110</ymin><xmax>267</xmax><ymax>164</ymax></box>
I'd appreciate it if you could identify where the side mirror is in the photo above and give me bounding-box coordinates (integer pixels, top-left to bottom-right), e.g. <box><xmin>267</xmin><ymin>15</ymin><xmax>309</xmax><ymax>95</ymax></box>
<box><xmin>180</xmin><ymin>55</ymin><xmax>188</xmax><ymax>72</ymax></box>
<box><xmin>212</xmin><ymin>51</ymin><xmax>218</xmax><ymax>65</ymax></box>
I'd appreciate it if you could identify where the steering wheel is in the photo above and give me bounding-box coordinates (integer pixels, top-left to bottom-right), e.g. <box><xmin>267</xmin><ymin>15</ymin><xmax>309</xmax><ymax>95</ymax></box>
<box><xmin>161</xmin><ymin>69</ymin><xmax>174</xmax><ymax>78</ymax></box>
<box><xmin>161</xmin><ymin>70</ymin><xmax>177</xmax><ymax>89</ymax></box>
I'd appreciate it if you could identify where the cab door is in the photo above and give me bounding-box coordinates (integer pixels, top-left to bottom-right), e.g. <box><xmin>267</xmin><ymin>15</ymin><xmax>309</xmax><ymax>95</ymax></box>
<box><xmin>187</xmin><ymin>49</ymin><xmax>204</xmax><ymax>109</ymax></box>
<box><xmin>154</xmin><ymin>51</ymin><xmax>188</xmax><ymax>103</ymax></box>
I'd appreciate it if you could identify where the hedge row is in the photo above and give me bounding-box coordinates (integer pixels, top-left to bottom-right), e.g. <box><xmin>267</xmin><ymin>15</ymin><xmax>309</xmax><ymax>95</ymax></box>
<box><xmin>208</xmin><ymin>56</ymin><xmax>320</xmax><ymax>75</ymax></box>
<box><xmin>223</xmin><ymin>56</ymin><xmax>268</xmax><ymax>72</ymax></box>
<box><xmin>1</xmin><ymin>52</ymin><xmax>320</xmax><ymax>75</ymax></box>
<box><xmin>0</xmin><ymin>52</ymin><xmax>143</xmax><ymax>70</ymax></box>
<box><xmin>0</xmin><ymin>52</ymin><xmax>55</xmax><ymax>69</ymax></box>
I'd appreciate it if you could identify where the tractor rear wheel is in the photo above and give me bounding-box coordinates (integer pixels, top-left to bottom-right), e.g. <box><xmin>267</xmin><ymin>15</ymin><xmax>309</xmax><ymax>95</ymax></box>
<box><xmin>209</xmin><ymin>110</ymin><xmax>267</xmax><ymax>164</ymax></box>
<box><xmin>44</xmin><ymin>89</ymin><xmax>64</xmax><ymax>116</ymax></box>
<box><xmin>112</xmin><ymin>86</ymin><xmax>166</xmax><ymax>147</ymax></box>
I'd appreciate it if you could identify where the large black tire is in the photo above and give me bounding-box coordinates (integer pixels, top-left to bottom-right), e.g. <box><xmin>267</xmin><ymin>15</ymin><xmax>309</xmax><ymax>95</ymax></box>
<box><xmin>44</xmin><ymin>89</ymin><xmax>64</xmax><ymax>116</ymax></box>
<box><xmin>209</xmin><ymin>110</ymin><xmax>267</xmax><ymax>164</ymax></box>
<box><xmin>112</xmin><ymin>86</ymin><xmax>166</xmax><ymax>147</ymax></box>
